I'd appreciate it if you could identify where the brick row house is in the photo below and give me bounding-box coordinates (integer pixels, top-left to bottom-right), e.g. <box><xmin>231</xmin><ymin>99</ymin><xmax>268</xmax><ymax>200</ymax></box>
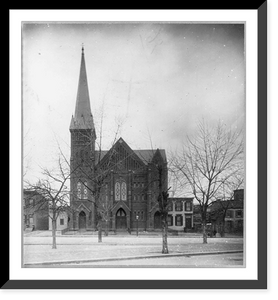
<box><xmin>167</xmin><ymin>198</ymin><xmax>194</xmax><ymax>231</ymax></box>
<box><xmin>23</xmin><ymin>190</ymin><xmax>49</xmax><ymax>231</ymax></box>
<box><xmin>193</xmin><ymin>189</ymin><xmax>244</xmax><ymax>235</ymax></box>
<box><xmin>209</xmin><ymin>189</ymin><xmax>244</xmax><ymax>235</ymax></box>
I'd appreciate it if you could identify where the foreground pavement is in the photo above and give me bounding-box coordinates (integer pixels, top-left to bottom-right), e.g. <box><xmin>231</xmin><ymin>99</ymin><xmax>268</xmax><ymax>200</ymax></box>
<box><xmin>67</xmin><ymin>252</ymin><xmax>244</xmax><ymax>267</ymax></box>
<box><xmin>23</xmin><ymin>233</ymin><xmax>244</xmax><ymax>267</ymax></box>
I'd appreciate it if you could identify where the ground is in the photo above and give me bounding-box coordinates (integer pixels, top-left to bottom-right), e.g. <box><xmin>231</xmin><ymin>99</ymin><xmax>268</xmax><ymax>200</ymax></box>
<box><xmin>69</xmin><ymin>252</ymin><xmax>243</xmax><ymax>267</ymax></box>
<box><xmin>23</xmin><ymin>231</ymin><xmax>244</xmax><ymax>267</ymax></box>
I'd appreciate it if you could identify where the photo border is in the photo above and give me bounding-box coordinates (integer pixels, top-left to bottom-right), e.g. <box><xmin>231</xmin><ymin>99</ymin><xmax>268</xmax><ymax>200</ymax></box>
<box><xmin>5</xmin><ymin>3</ymin><xmax>267</xmax><ymax>289</ymax></box>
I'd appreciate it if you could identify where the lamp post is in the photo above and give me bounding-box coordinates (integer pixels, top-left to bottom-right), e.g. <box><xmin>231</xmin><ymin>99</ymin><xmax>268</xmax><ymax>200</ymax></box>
<box><xmin>136</xmin><ymin>215</ymin><xmax>139</xmax><ymax>236</ymax></box>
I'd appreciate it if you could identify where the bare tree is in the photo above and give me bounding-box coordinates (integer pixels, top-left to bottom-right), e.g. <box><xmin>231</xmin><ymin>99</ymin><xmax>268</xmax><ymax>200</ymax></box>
<box><xmin>171</xmin><ymin>120</ymin><xmax>244</xmax><ymax>243</ymax></box>
<box><xmin>24</xmin><ymin>154</ymin><xmax>74</xmax><ymax>249</ymax></box>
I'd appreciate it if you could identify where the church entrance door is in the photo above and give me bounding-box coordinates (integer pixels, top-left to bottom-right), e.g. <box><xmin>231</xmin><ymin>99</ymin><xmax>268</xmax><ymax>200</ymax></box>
<box><xmin>116</xmin><ymin>208</ymin><xmax>127</xmax><ymax>230</ymax></box>
<box><xmin>154</xmin><ymin>211</ymin><xmax>162</xmax><ymax>229</ymax></box>
<box><xmin>79</xmin><ymin>211</ymin><xmax>86</xmax><ymax>230</ymax></box>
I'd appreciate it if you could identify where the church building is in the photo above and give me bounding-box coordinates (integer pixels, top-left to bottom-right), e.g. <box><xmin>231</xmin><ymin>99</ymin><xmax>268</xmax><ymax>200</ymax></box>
<box><xmin>68</xmin><ymin>47</ymin><xmax>168</xmax><ymax>232</ymax></box>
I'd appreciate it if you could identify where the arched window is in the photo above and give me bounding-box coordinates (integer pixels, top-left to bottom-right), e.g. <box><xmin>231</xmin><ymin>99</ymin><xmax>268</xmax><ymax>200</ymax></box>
<box><xmin>83</xmin><ymin>182</ymin><xmax>88</xmax><ymax>199</ymax></box>
<box><xmin>77</xmin><ymin>181</ymin><xmax>82</xmax><ymax>199</ymax></box>
<box><xmin>115</xmin><ymin>182</ymin><xmax>121</xmax><ymax>201</ymax></box>
<box><xmin>121</xmin><ymin>182</ymin><xmax>127</xmax><ymax>200</ymax></box>
<box><xmin>115</xmin><ymin>180</ymin><xmax>127</xmax><ymax>201</ymax></box>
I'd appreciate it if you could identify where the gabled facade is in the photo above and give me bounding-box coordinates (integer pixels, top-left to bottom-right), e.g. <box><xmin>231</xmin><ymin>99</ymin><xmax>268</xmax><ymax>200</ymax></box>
<box><xmin>69</xmin><ymin>47</ymin><xmax>168</xmax><ymax>232</ymax></box>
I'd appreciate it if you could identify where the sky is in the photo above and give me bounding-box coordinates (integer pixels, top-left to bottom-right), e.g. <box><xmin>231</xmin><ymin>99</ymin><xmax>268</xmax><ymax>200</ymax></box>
<box><xmin>22</xmin><ymin>22</ymin><xmax>245</xmax><ymax>185</ymax></box>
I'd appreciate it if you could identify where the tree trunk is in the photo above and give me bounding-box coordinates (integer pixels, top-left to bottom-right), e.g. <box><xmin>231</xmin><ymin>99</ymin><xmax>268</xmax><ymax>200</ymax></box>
<box><xmin>104</xmin><ymin>220</ymin><xmax>108</xmax><ymax>236</ymax></box>
<box><xmin>98</xmin><ymin>221</ymin><xmax>102</xmax><ymax>243</ymax></box>
<box><xmin>52</xmin><ymin>218</ymin><xmax>57</xmax><ymax>249</ymax></box>
<box><xmin>202</xmin><ymin>221</ymin><xmax>208</xmax><ymax>244</ymax></box>
<box><xmin>161</xmin><ymin>216</ymin><xmax>169</xmax><ymax>254</ymax></box>
<box><xmin>221</xmin><ymin>219</ymin><xmax>225</xmax><ymax>237</ymax></box>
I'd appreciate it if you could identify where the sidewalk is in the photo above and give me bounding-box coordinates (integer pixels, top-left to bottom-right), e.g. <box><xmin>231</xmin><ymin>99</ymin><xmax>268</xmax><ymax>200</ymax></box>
<box><xmin>23</xmin><ymin>234</ymin><xmax>243</xmax><ymax>266</ymax></box>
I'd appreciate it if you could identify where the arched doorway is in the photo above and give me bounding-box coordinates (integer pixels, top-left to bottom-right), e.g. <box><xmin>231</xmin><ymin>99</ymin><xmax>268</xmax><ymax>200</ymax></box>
<box><xmin>116</xmin><ymin>208</ymin><xmax>127</xmax><ymax>230</ymax></box>
<box><xmin>154</xmin><ymin>211</ymin><xmax>162</xmax><ymax>229</ymax></box>
<box><xmin>79</xmin><ymin>211</ymin><xmax>86</xmax><ymax>230</ymax></box>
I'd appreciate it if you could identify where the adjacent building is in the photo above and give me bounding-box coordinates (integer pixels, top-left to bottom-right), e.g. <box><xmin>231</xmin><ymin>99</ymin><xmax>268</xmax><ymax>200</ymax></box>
<box><xmin>23</xmin><ymin>190</ymin><xmax>49</xmax><ymax>231</ymax></box>
<box><xmin>167</xmin><ymin>198</ymin><xmax>194</xmax><ymax>231</ymax></box>
<box><xmin>48</xmin><ymin>208</ymin><xmax>69</xmax><ymax>232</ymax></box>
<box><xmin>209</xmin><ymin>189</ymin><xmax>244</xmax><ymax>234</ymax></box>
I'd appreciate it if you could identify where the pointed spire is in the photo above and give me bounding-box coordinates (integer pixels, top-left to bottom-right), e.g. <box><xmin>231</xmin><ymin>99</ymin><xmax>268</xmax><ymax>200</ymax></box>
<box><xmin>70</xmin><ymin>45</ymin><xmax>95</xmax><ymax>130</ymax></box>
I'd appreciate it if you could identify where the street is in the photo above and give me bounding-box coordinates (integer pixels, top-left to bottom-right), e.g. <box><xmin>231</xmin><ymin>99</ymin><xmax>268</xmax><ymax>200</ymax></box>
<box><xmin>66</xmin><ymin>252</ymin><xmax>244</xmax><ymax>267</ymax></box>
<box><xmin>23</xmin><ymin>233</ymin><xmax>244</xmax><ymax>267</ymax></box>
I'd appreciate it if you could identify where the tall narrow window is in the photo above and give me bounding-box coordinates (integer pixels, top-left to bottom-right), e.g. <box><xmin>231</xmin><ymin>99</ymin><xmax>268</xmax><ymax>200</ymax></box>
<box><xmin>175</xmin><ymin>201</ymin><xmax>182</xmax><ymax>211</ymax></box>
<box><xmin>185</xmin><ymin>201</ymin><xmax>191</xmax><ymax>211</ymax></box>
<box><xmin>175</xmin><ymin>215</ymin><xmax>183</xmax><ymax>226</ymax></box>
<box><xmin>77</xmin><ymin>181</ymin><xmax>82</xmax><ymax>199</ymax></box>
<box><xmin>115</xmin><ymin>180</ymin><xmax>127</xmax><ymax>201</ymax></box>
<box><xmin>121</xmin><ymin>182</ymin><xmax>127</xmax><ymax>200</ymax></box>
<box><xmin>167</xmin><ymin>215</ymin><xmax>173</xmax><ymax>226</ymax></box>
<box><xmin>83</xmin><ymin>182</ymin><xmax>88</xmax><ymax>199</ymax></box>
<box><xmin>115</xmin><ymin>182</ymin><xmax>121</xmax><ymax>201</ymax></box>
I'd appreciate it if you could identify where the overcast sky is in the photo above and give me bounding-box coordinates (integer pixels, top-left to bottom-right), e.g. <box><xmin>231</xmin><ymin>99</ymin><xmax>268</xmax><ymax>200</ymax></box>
<box><xmin>23</xmin><ymin>22</ymin><xmax>245</xmax><ymax>184</ymax></box>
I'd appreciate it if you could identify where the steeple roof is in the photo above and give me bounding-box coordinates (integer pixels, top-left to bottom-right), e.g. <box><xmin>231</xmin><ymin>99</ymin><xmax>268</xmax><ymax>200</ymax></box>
<box><xmin>70</xmin><ymin>46</ymin><xmax>95</xmax><ymax>130</ymax></box>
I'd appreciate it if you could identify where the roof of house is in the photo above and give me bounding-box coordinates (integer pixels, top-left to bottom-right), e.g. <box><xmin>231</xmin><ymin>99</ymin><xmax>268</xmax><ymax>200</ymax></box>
<box><xmin>209</xmin><ymin>200</ymin><xmax>244</xmax><ymax>210</ymax></box>
<box><xmin>168</xmin><ymin>197</ymin><xmax>194</xmax><ymax>201</ymax></box>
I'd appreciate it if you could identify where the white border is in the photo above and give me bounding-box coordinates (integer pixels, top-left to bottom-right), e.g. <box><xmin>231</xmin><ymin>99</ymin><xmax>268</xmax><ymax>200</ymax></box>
<box><xmin>10</xmin><ymin>9</ymin><xmax>258</xmax><ymax>281</ymax></box>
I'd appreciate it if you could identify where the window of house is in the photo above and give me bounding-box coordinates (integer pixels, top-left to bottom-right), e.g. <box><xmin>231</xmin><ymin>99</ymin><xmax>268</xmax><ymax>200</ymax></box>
<box><xmin>175</xmin><ymin>201</ymin><xmax>182</xmax><ymax>211</ymax></box>
<box><xmin>168</xmin><ymin>201</ymin><xmax>173</xmax><ymax>211</ymax></box>
<box><xmin>175</xmin><ymin>214</ymin><xmax>183</xmax><ymax>226</ymax></box>
<box><xmin>226</xmin><ymin>210</ymin><xmax>233</xmax><ymax>218</ymax></box>
<box><xmin>167</xmin><ymin>215</ymin><xmax>173</xmax><ymax>226</ymax></box>
<box><xmin>60</xmin><ymin>218</ymin><xmax>64</xmax><ymax>225</ymax></box>
<box><xmin>141</xmin><ymin>211</ymin><xmax>144</xmax><ymax>220</ymax></box>
<box><xmin>235</xmin><ymin>210</ymin><xmax>243</xmax><ymax>218</ymax></box>
<box><xmin>29</xmin><ymin>214</ymin><xmax>34</xmax><ymax>224</ymax></box>
<box><xmin>185</xmin><ymin>201</ymin><xmax>191</xmax><ymax>211</ymax></box>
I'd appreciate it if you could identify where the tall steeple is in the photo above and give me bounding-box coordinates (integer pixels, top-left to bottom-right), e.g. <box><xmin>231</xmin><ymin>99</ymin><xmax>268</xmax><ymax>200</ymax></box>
<box><xmin>69</xmin><ymin>46</ymin><xmax>96</xmax><ymax>231</ymax></box>
<box><xmin>70</xmin><ymin>46</ymin><xmax>95</xmax><ymax>130</ymax></box>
